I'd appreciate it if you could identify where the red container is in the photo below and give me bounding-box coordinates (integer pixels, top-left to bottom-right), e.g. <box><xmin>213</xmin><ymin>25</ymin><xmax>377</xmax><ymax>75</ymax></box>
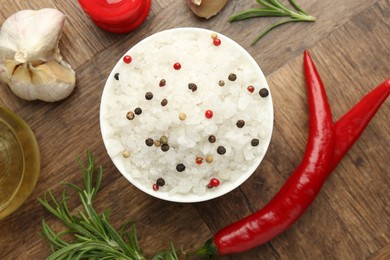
<box><xmin>78</xmin><ymin>0</ymin><xmax>152</xmax><ymax>33</ymax></box>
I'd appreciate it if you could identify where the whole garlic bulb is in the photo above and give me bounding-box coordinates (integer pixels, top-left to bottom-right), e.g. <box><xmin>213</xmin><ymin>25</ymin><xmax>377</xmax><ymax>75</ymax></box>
<box><xmin>0</xmin><ymin>8</ymin><xmax>76</xmax><ymax>102</ymax></box>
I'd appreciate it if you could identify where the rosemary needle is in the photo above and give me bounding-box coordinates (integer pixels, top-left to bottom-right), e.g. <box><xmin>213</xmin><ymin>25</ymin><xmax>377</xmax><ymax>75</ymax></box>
<box><xmin>39</xmin><ymin>150</ymin><xmax>179</xmax><ymax>260</ymax></box>
<box><xmin>229</xmin><ymin>0</ymin><xmax>316</xmax><ymax>45</ymax></box>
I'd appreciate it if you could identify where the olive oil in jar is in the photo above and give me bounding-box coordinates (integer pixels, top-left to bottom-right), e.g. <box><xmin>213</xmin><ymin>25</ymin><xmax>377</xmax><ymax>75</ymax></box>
<box><xmin>0</xmin><ymin>106</ymin><xmax>40</xmax><ymax>219</ymax></box>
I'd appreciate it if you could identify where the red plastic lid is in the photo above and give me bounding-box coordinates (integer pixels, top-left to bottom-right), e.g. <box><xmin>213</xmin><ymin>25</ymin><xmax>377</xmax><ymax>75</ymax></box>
<box><xmin>78</xmin><ymin>0</ymin><xmax>151</xmax><ymax>33</ymax></box>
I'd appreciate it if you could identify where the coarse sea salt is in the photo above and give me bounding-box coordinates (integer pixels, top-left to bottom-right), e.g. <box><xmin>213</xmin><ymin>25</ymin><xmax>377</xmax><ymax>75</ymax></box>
<box><xmin>100</xmin><ymin>28</ymin><xmax>273</xmax><ymax>203</ymax></box>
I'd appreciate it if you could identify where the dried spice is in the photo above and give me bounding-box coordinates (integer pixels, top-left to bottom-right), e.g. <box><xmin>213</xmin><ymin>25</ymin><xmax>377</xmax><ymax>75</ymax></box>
<box><xmin>228</xmin><ymin>73</ymin><xmax>237</xmax><ymax>81</ymax></box>
<box><xmin>134</xmin><ymin>107</ymin><xmax>142</xmax><ymax>115</ymax></box>
<box><xmin>126</xmin><ymin>111</ymin><xmax>135</xmax><ymax>120</ymax></box>
<box><xmin>217</xmin><ymin>146</ymin><xmax>226</xmax><ymax>155</ymax></box>
<box><xmin>208</xmin><ymin>135</ymin><xmax>216</xmax><ymax>143</ymax></box>
<box><xmin>156</xmin><ymin>178</ymin><xmax>165</xmax><ymax>187</ymax></box>
<box><xmin>173</xmin><ymin>62</ymin><xmax>181</xmax><ymax>70</ymax></box>
<box><xmin>251</xmin><ymin>138</ymin><xmax>260</xmax><ymax>146</ymax></box>
<box><xmin>161</xmin><ymin>144</ymin><xmax>170</xmax><ymax>152</ymax></box>
<box><xmin>259</xmin><ymin>88</ymin><xmax>269</xmax><ymax>97</ymax></box>
<box><xmin>179</xmin><ymin>112</ymin><xmax>187</xmax><ymax>121</ymax></box>
<box><xmin>236</xmin><ymin>120</ymin><xmax>245</xmax><ymax>128</ymax></box>
<box><xmin>176</xmin><ymin>163</ymin><xmax>186</xmax><ymax>172</ymax></box>
<box><xmin>123</xmin><ymin>55</ymin><xmax>132</xmax><ymax>64</ymax></box>
<box><xmin>122</xmin><ymin>150</ymin><xmax>130</xmax><ymax>158</ymax></box>
<box><xmin>206</xmin><ymin>155</ymin><xmax>213</xmax><ymax>163</ymax></box>
<box><xmin>145</xmin><ymin>92</ymin><xmax>153</xmax><ymax>100</ymax></box>
<box><xmin>145</xmin><ymin>138</ymin><xmax>154</xmax><ymax>147</ymax></box>
<box><xmin>218</xmin><ymin>80</ymin><xmax>225</xmax><ymax>87</ymax></box>
<box><xmin>161</xmin><ymin>98</ymin><xmax>168</xmax><ymax>106</ymax></box>
<box><xmin>159</xmin><ymin>79</ymin><xmax>166</xmax><ymax>87</ymax></box>
<box><xmin>160</xmin><ymin>135</ymin><xmax>168</xmax><ymax>144</ymax></box>
<box><xmin>114</xmin><ymin>73</ymin><xmax>120</xmax><ymax>80</ymax></box>
<box><xmin>188</xmin><ymin>83</ymin><xmax>198</xmax><ymax>92</ymax></box>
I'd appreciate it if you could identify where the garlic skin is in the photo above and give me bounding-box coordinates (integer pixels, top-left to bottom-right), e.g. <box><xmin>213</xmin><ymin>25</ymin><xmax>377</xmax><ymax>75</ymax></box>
<box><xmin>0</xmin><ymin>8</ymin><xmax>76</xmax><ymax>102</ymax></box>
<box><xmin>187</xmin><ymin>0</ymin><xmax>229</xmax><ymax>19</ymax></box>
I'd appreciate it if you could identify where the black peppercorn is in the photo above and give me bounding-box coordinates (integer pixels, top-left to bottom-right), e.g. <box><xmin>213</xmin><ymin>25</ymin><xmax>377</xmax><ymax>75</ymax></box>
<box><xmin>161</xmin><ymin>144</ymin><xmax>170</xmax><ymax>152</ymax></box>
<box><xmin>251</xmin><ymin>138</ymin><xmax>260</xmax><ymax>146</ymax></box>
<box><xmin>114</xmin><ymin>73</ymin><xmax>119</xmax><ymax>80</ymax></box>
<box><xmin>218</xmin><ymin>80</ymin><xmax>225</xmax><ymax>86</ymax></box>
<box><xmin>188</xmin><ymin>83</ymin><xmax>197</xmax><ymax>92</ymax></box>
<box><xmin>176</xmin><ymin>163</ymin><xmax>186</xmax><ymax>172</ymax></box>
<box><xmin>217</xmin><ymin>146</ymin><xmax>226</xmax><ymax>155</ymax></box>
<box><xmin>208</xmin><ymin>135</ymin><xmax>216</xmax><ymax>143</ymax></box>
<box><xmin>156</xmin><ymin>178</ymin><xmax>165</xmax><ymax>187</ymax></box>
<box><xmin>259</xmin><ymin>88</ymin><xmax>269</xmax><ymax>97</ymax></box>
<box><xmin>236</xmin><ymin>120</ymin><xmax>245</xmax><ymax>128</ymax></box>
<box><xmin>159</xmin><ymin>79</ymin><xmax>166</xmax><ymax>87</ymax></box>
<box><xmin>145</xmin><ymin>138</ymin><xmax>154</xmax><ymax>147</ymax></box>
<box><xmin>134</xmin><ymin>107</ymin><xmax>142</xmax><ymax>115</ymax></box>
<box><xmin>161</xmin><ymin>98</ymin><xmax>168</xmax><ymax>106</ymax></box>
<box><xmin>145</xmin><ymin>92</ymin><xmax>153</xmax><ymax>100</ymax></box>
<box><xmin>126</xmin><ymin>111</ymin><xmax>135</xmax><ymax>120</ymax></box>
<box><xmin>228</xmin><ymin>73</ymin><xmax>237</xmax><ymax>81</ymax></box>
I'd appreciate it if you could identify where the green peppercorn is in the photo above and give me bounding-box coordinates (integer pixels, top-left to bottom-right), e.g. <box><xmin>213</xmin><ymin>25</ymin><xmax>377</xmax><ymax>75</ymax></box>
<box><xmin>176</xmin><ymin>163</ymin><xmax>186</xmax><ymax>172</ymax></box>
<box><xmin>159</xmin><ymin>79</ymin><xmax>166</xmax><ymax>87</ymax></box>
<box><xmin>161</xmin><ymin>98</ymin><xmax>168</xmax><ymax>106</ymax></box>
<box><xmin>156</xmin><ymin>178</ymin><xmax>165</xmax><ymax>187</ymax></box>
<box><xmin>145</xmin><ymin>92</ymin><xmax>153</xmax><ymax>100</ymax></box>
<box><xmin>217</xmin><ymin>146</ymin><xmax>226</xmax><ymax>155</ymax></box>
<box><xmin>160</xmin><ymin>135</ymin><xmax>168</xmax><ymax>144</ymax></box>
<box><xmin>114</xmin><ymin>73</ymin><xmax>119</xmax><ymax>80</ymax></box>
<box><xmin>161</xmin><ymin>144</ymin><xmax>170</xmax><ymax>152</ymax></box>
<box><xmin>188</xmin><ymin>83</ymin><xmax>197</xmax><ymax>92</ymax></box>
<box><xmin>251</xmin><ymin>138</ymin><xmax>260</xmax><ymax>146</ymax></box>
<box><xmin>126</xmin><ymin>111</ymin><xmax>135</xmax><ymax>120</ymax></box>
<box><xmin>218</xmin><ymin>80</ymin><xmax>225</xmax><ymax>87</ymax></box>
<box><xmin>208</xmin><ymin>135</ymin><xmax>216</xmax><ymax>143</ymax></box>
<box><xmin>236</xmin><ymin>120</ymin><xmax>245</xmax><ymax>128</ymax></box>
<box><xmin>259</xmin><ymin>88</ymin><xmax>269</xmax><ymax>97</ymax></box>
<box><xmin>228</xmin><ymin>73</ymin><xmax>237</xmax><ymax>81</ymax></box>
<box><xmin>134</xmin><ymin>107</ymin><xmax>142</xmax><ymax>115</ymax></box>
<box><xmin>145</xmin><ymin>138</ymin><xmax>154</xmax><ymax>147</ymax></box>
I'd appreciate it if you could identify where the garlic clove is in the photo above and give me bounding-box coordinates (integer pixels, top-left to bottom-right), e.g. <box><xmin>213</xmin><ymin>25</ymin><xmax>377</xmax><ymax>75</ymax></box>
<box><xmin>0</xmin><ymin>8</ymin><xmax>65</xmax><ymax>63</ymax></box>
<box><xmin>0</xmin><ymin>59</ymin><xmax>21</xmax><ymax>84</ymax></box>
<box><xmin>187</xmin><ymin>0</ymin><xmax>229</xmax><ymax>19</ymax></box>
<box><xmin>8</xmin><ymin>61</ymin><xmax>76</xmax><ymax>102</ymax></box>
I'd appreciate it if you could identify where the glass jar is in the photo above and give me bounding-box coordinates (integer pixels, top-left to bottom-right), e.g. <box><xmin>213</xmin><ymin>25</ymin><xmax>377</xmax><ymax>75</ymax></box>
<box><xmin>0</xmin><ymin>106</ymin><xmax>40</xmax><ymax>219</ymax></box>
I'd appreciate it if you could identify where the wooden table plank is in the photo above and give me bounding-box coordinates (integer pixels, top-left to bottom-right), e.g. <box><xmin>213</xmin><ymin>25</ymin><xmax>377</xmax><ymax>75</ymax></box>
<box><xmin>0</xmin><ymin>0</ymin><xmax>389</xmax><ymax>259</ymax></box>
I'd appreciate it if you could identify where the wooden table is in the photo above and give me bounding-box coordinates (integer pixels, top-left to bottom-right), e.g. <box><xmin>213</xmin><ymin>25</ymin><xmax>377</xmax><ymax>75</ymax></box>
<box><xmin>1</xmin><ymin>0</ymin><xmax>389</xmax><ymax>259</ymax></box>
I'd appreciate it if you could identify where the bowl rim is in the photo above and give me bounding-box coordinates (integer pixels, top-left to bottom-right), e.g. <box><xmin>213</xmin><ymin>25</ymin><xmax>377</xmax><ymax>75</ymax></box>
<box><xmin>100</xmin><ymin>27</ymin><xmax>274</xmax><ymax>203</ymax></box>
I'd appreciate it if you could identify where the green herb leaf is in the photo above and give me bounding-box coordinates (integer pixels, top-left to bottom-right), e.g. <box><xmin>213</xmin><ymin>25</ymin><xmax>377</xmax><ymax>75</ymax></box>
<box><xmin>39</xmin><ymin>150</ymin><xmax>179</xmax><ymax>260</ymax></box>
<box><xmin>229</xmin><ymin>0</ymin><xmax>316</xmax><ymax>44</ymax></box>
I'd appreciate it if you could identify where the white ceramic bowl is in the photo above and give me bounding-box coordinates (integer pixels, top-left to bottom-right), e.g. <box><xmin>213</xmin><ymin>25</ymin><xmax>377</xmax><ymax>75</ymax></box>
<box><xmin>100</xmin><ymin>28</ymin><xmax>273</xmax><ymax>203</ymax></box>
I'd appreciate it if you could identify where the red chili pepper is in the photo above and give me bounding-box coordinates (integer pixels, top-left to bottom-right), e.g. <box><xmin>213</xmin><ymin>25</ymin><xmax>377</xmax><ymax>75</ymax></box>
<box><xmin>195</xmin><ymin>51</ymin><xmax>335</xmax><ymax>256</ymax></box>
<box><xmin>330</xmin><ymin>78</ymin><xmax>390</xmax><ymax>171</ymax></box>
<box><xmin>194</xmin><ymin>52</ymin><xmax>389</xmax><ymax>257</ymax></box>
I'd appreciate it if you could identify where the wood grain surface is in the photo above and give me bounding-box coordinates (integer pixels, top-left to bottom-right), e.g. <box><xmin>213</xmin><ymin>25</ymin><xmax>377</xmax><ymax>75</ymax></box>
<box><xmin>1</xmin><ymin>0</ymin><xmax>389</xmax><ymax>259</ymax></box>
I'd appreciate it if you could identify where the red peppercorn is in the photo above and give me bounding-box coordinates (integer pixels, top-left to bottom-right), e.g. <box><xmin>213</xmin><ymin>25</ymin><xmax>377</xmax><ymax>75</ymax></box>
<box><xmin>152</xmin><ymin>184</ymin><xmax>159</xmax><ymax>191</ymax></box>
<box><xmin>173</xmin><ymin>62</ymin><xmax>181</xmax><ymax>70</ymax></box>
<box><xmin>205</xmin><ymin>110</ymin><xmax>213</xmax><ymax>119</ymax></box>
<box><xmin>207</xmin><ymin>183</ymin><xmax>213</xmax><ymax>189</ymax></box>
<box><xmin>247</xmin><ymin>86</ymin><xmax>255</xmax><ymax>93</ymax></box>
<box><xmin>196</xmin><ymin>157</ymin><xmax>203</xmax><ymax>165</ymax></box>
<box><xmin>213</xmin><ymin>38</ymin><xmax>221</xmax><ymax>46</ymax></box>
<box><xmin>210</xmin><ymin>178</ymin><xmax>220</xmax><ymax>187</ymax></box>
<box><xmin>123</xmin><ymin>55</ymin><xmax>132</xmax><ymax>64</ymax></box>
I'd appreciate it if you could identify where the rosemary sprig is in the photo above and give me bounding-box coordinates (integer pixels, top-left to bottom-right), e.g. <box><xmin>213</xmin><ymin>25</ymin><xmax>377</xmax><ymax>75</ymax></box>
<box><xmin>39</xmin><ymin>150</ymin><xmax>179</xmax><ymax>260</ymax></box>
<box><xmin>229</xmin><ymin>0</ymin><xmax>316</xmax><ymax>45</ymax></box>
